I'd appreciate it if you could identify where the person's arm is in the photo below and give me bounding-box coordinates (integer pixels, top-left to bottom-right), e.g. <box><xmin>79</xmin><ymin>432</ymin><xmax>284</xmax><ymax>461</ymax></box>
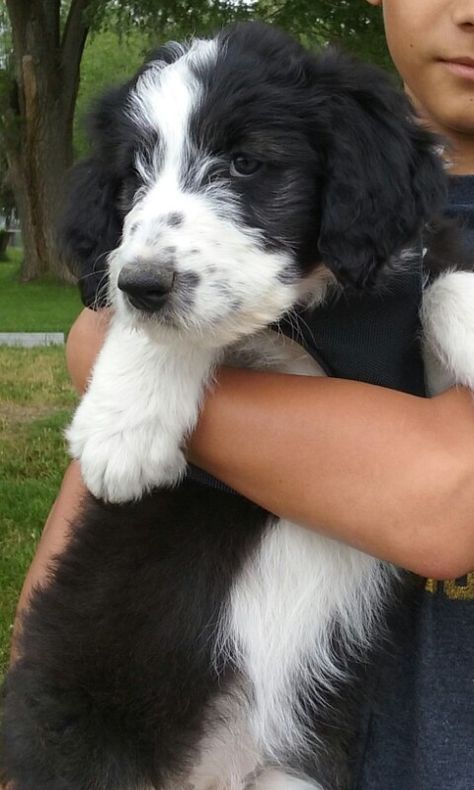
<box><xmin>12</xmin><ymin>307</ymin><xmax>474</xmax><ymax>658</ymax></box>
<box><xmin>189</xmin><ymin>370</ymin><xmax>474</xmax><ymax>579</ymax></box>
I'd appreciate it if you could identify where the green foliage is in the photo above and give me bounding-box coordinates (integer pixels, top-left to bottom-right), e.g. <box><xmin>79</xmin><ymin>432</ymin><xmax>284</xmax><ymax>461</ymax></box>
<box><xmin>254</xmin><ymin>0</ymin><xmax>392</xmax><ymax>70</ymax></box>
<box><xmin>74</xmin><ymin>29</ymin><xmax>148</xmax><ymax>157</ymax></box>
<box><xmin>87</xmin><ymin>0</ymin><xmax>250</xmax><ymax>38</ymax></box>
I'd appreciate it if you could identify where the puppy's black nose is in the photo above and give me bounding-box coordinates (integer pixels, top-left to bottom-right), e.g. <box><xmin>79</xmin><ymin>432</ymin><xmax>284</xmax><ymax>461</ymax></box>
<box><xmin>118</xmin><ymin>264</ymin><xmax>175</xmax><ymax>313</ymax></box>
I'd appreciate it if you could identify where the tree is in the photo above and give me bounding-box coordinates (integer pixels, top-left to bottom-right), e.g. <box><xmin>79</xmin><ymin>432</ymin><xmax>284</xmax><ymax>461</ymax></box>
<box><xmin>1</xmin><ymin>0</ymin><xmax>249</xmax><ymax>282</ymax></box>
<box><xmin>0</xmin><ymin>153</ymin><xmax>15</xmax><ymax>228</ymax></box>
<box><xmin>255</xmin><ymin>0</ymin><xmax>391</xmax><ymax>69</ymax></box>
<box><xmin>0</xmin><ymin>51</ymin><xmax>16</xmax><ymax>231</ymax></box>
<box><xmin>74</xmin><ymin>28</ymin><xmax>147</xmax><ymax>160</ymax></box>
<box><xmin>0</xmin><ymin>148</ymin><xmax>16</xmax><ymax>258</ymax></box>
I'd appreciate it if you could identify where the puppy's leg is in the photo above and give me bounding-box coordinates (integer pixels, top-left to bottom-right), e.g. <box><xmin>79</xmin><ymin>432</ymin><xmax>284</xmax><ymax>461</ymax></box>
<box><xmin>421</xmin><ymin>271</ymin><xmax>474</xmax><ymax>394</ymax></box>
<box><xmin>67</xmin><ymin>317</ymin><xmax>217</xmax><ymax>502</ymax></box>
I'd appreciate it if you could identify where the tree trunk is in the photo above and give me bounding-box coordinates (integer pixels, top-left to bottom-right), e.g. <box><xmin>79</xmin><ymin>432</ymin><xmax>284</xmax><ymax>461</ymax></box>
<box><xmin>7</xmin><ymin>65</ymin><xmax>75</xmax><ymax>281</ymax></box>
<box><xmin>5</xmin><ymin>0</ymin><xmax>90</xmax><ymax>282</ymax></box>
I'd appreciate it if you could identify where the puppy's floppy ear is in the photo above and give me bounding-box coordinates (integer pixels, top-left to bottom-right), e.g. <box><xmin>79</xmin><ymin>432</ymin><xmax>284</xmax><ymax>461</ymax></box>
<box><xmin>58</xmin><ymin>158</ymin><xmax>122</xmax><ymax>308</ymax></box>
<box><xmin>314</xmin><ymin>53</ymin><xmax>447</xmax><ymax>287</ymax></box>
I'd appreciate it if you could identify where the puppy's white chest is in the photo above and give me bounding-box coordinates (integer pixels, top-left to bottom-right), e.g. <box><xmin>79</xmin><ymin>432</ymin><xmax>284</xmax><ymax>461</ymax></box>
<box><xmin>225</xmin><ymin>330</ymin><xmax>326</xmax><ymax>378</ymax></box>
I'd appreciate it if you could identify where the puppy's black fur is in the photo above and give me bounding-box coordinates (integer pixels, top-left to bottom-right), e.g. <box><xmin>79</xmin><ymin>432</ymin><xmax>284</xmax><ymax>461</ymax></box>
<box><xmin>2</xmin><ymin>487</ymin><xmax>266</xmax><ymax>788</ymax></box>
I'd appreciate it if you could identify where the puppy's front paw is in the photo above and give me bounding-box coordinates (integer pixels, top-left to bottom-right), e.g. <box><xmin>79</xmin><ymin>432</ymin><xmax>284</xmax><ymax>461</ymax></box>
<box><xmin>66</xmin><ymin>414</ymin><xmax>187</xmax><ymax>503</ymax></box>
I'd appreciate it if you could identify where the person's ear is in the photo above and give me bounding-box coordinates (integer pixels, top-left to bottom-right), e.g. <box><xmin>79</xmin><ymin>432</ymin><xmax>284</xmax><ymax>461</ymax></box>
<box><xmin>365</xmin><ymin>0</ymin><xmax>382</xmax><ymax>6</ymax></box>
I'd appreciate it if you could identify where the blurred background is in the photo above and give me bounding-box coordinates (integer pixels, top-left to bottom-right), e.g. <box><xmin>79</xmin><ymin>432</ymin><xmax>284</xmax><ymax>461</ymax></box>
<box><xmin>0</xmin><ymin>0</ymin><xmax>390</xmax><ymax>677</ymax></box>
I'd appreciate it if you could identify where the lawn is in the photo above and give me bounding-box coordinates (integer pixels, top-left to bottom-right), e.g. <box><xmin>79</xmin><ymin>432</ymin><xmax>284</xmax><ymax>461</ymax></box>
<box><xmin>0</xmin><ymin>347</ymin><xmax>77</xmax><ymax>678</ymax></box>
<box><xmin>0</xmin><ymin>248</ymin><xmax>82</xmax><ymax>332</ymax></box>
<box><xmin>0</xmin><ymin>248</ymin><xmax>81</xmax><ymax>678</ymax></box>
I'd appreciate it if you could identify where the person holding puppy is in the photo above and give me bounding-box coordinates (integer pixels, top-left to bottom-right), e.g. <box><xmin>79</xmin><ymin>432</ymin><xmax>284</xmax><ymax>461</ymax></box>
<box><xmin>12</xmin><ymin>1</ymin><xmax>474</xmax><ymax>787</ymax></box>
<box><xmin>349</xmin><ymin>2</ymin><xmax>474</xmax><ymax>787</ymax></box>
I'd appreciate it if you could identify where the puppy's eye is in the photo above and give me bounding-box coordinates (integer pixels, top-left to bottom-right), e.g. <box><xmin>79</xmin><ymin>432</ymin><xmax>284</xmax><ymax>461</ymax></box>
<box><xmin>230</xmin><ymin>154</ymin><xmax>262</xmax><ymax>177</ymax></box>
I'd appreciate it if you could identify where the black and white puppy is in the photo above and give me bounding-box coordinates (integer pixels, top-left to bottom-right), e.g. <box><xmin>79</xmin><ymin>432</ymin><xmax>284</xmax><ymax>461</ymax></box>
<box><xmin>3</xmin><ymin>22</ymin><xmax>474</xmax><ymax>790</ymax></box>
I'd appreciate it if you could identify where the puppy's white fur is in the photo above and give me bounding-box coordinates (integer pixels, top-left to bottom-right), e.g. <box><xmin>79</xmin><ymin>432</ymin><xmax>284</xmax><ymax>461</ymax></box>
<box><xmin>225</xmin><ymin>523</ymin><xmax>393</xmax><ymax>762</ymax></box>
<box><xmin>254</xmin><ymin>771</ymin><xmax>323</xmax><ymax>790</ymax></box>
<box><xmin>421</xmin><ymin>270</ymin><xmax>474</xmax><ymax>394</ymax></box>
<box><xmin>66</xmin><ymin>322</ymin><xmax>216</xmax><ymax>500</ymax></box>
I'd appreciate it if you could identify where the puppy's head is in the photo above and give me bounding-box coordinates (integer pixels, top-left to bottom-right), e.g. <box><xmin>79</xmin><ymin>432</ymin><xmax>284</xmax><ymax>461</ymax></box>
<box><xmin>60</xmin><ymin>22</ymin><xmax>446</xmax><ymax>344</ymax></box>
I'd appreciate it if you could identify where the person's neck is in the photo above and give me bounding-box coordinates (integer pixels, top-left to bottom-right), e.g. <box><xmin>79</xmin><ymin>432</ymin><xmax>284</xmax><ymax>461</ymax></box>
<box><xmin>404</xmin><ymin>85</ymin><xmax>474</xmax><ymax>176</ymax></box>
<box><xmin>444</xmin><ymin>132</ymin><xmax>474</xmax><ymax>176</ymax></box>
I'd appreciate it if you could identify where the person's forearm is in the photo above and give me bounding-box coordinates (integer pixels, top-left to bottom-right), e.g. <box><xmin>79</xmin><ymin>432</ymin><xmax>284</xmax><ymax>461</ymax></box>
<box><xmin>189</xmin><ymin>369</ymin><xmax>474</xmax><ymax>579</ymax></box>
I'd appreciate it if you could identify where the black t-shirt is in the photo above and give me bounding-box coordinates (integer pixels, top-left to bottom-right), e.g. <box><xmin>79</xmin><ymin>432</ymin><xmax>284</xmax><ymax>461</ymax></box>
<box><xmin>349</xmin><ymin>176</ymin><xmax>474</xmax><ymax>790</ymax></box>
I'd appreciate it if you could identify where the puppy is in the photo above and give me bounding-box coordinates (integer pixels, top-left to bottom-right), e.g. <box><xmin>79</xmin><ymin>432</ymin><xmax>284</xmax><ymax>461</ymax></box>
<box><xmin>2</xmin><ymin>22</ymin><xmax>473</xmax><ymax>790</ymax></box>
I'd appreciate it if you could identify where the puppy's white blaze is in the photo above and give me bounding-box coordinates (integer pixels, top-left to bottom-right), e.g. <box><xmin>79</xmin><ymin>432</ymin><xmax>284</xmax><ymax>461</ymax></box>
<box><xmin>223</xmin><ymin>520</ymin><xmax>395</xmax><ymax>759</ymax></box>
<box><xmin>130</xmin><ymin>39</ymin><xmax>218</xmax><ymax>179</ymax></box>
<box><xmin>421</xmin><ymin>270</ymin><xmax>474</xmax><ymax>394</ymax></box>
<box><xmin>119</xmin><ymin>168</ymin><xmax>241</xmax><ymax>252</ymax></box>
<box><xmin>193</xmin><ymin>154</ymin><xmax>226</xmax><ymax>188</ymax></box>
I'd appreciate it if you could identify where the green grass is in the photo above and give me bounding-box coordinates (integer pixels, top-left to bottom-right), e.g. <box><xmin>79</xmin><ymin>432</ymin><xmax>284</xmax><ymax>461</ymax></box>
<box><xmin>0</xmin><ymin>248</ymin><xmax>82</xmax><ymax>333</ymax></box>
<box><xmin>0</xmin><ymin>347</ymin><xmax>78</xmax><ymax>678</ymax></box>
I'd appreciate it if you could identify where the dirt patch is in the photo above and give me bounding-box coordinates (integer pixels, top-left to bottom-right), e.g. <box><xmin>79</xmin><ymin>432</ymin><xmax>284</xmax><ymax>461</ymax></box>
<box><xmin>0</xmin><ymin>403</ymin><xmax>56</xmax><ymax>424</ymax></box>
